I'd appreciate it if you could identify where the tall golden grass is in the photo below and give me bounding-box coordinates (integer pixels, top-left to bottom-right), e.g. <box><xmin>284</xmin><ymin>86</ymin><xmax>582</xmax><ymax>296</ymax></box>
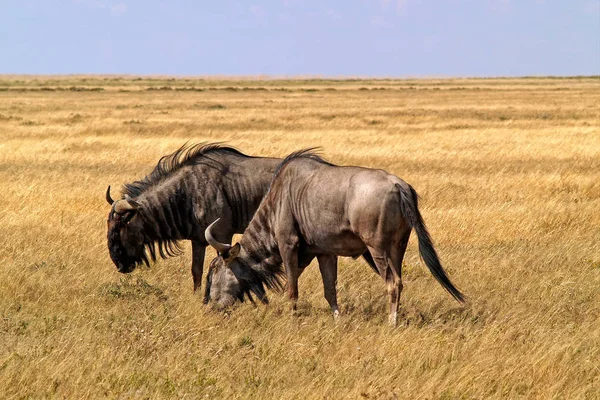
<box><xmin>0</xmin><ymin>76</ymin><xmax>599</xmax><ymax>399</ymax></box>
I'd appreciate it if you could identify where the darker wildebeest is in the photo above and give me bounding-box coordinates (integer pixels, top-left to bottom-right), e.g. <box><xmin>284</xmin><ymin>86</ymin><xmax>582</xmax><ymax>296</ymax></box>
<box><xmin>204</xmin><ymin>150</ymin><xmax>465</xmax><ymax>326</ymax></box>
<box><xmin>105</xmin><ymin>143</ymin><xmax>281</xmax><ymax>293</ymax></box>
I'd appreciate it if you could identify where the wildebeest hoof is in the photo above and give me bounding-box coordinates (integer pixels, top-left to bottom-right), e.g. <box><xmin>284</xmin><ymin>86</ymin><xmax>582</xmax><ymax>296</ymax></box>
<box><xmin>388</xmin><ymin>312</ymin><xmax>398</xmax><ymax>327</ymax></box>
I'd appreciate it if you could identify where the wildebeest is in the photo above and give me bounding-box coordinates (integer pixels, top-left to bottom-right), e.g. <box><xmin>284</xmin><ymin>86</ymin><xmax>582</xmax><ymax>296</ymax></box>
<box><xmin>204</xmin><ymin>150</ymin><xmax>465</xmax><ymax>326</ymax></box>
<box><xmin>105</xmin><ymin>143</ymin><xmax>281</xmax><ymax>292</ymax></box>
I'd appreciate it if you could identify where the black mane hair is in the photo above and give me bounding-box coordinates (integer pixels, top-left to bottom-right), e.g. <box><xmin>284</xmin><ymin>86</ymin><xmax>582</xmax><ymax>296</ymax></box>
<box><xmin>236</xmin><ymin>258</ymin><xmax>286</xmax><ymax>304</ymax></box>
<box><xmin>123</xmin><ymin>142</ymin><xmax>249</xmax><ymax>198</ymax></box>
<box><xmin>273</xmin><ymin>148</ymin><xmax>336</xmax><ymax>178</ymax></box>
<box><xmin>203</xmin><ymin>256</ymin><xmax>285</xmax><ymax>305</ymax></box>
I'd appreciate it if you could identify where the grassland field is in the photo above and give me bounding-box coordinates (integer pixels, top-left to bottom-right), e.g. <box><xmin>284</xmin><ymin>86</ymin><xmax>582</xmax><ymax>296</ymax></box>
<box><xmin>0</xmin><ymin>76</ymin><xmax>599</xmax><ymax>399</ymax></box>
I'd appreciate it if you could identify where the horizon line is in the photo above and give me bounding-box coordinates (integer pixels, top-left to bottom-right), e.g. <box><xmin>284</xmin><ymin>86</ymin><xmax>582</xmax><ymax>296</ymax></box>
<box><xmin>1</xmin><ymin>74</ymin><xmax>599</xmax><ymax>81</ymax></box>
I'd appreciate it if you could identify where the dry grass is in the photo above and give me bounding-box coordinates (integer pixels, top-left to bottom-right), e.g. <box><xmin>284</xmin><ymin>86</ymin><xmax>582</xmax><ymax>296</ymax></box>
<box><xmin>1</xmin><ymin>76</ymin><xmax>599</xmax><ymax>399</ymax></box>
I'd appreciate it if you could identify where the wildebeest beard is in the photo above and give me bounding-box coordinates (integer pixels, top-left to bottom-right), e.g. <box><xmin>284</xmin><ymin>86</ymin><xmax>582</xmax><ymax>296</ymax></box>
<box><xmin>107</xmin><ymin>213</ymin><xmax>183</xmax><ymax>273</ymax></box>
<box><xmin>107</xmin><ymin>225</ymin><xmax>146</xmax><ymax>273</ymax></box>
<box><xmin>204</xmin><ymin>256</ymin><xmax>285</xmax><ymax>306</ymax></box>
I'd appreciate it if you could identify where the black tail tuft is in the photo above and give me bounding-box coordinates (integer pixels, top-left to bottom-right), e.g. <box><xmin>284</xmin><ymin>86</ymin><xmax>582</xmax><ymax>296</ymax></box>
<box><xmin>398</xmin><ymin>184</ymin><xmax>465</xmax><ymax>303</ymax></box>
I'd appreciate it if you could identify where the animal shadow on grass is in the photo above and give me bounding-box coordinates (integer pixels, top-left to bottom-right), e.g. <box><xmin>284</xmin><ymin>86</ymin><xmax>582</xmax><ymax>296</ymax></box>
<box><xmin>98</xmin><ymin>276</ymin><xmax>168</xmax><ymax>302</ymax></box>
<box><xmin>214</xmin><ymin>295</ymin><xmax>483</xmax><ymax>327</ymax></box>
<box><xmin>342</xmin><ymin>293</ymin><xmax>483</xmax><ymax>328</ymax></box>
<box><xmin>400</xmin><ymin>303</ymin><xmax>486</xmax><ymax>329</ymax></box>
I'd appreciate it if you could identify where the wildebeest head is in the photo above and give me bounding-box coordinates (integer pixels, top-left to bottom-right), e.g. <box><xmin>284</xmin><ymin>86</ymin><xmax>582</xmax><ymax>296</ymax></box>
<box><xmin>204</xmin><ymin>219</ymin><xmax>270</xmax><ymax>308</ymax></box>
<box><xmin>106</xmin><ymin>186</ymin><xmax>147</xmax><ymax>273</ymax></box>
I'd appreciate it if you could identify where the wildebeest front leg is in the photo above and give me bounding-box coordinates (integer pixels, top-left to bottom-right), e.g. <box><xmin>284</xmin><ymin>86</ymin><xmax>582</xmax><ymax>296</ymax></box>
<box><xmin>317</xmin><ymin>255</ymin><xmax>340</xmax><ymax>318</ymax></box>
<box><xmin>280</xmin><ymin>244</ymin><xmax>300</xmax><ymax>312</ymax></box>
<box><xmin>191</xmin><ymin>241</ymin><xmax>206</xmax><ymax>293</ymax></box>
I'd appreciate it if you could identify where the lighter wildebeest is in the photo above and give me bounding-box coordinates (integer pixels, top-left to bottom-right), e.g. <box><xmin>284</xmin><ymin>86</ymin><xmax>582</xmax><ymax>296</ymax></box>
<box><xmin>105</xmin><ymin>143</ymin><xmax>281</xmax><ymax>293</ymax></box>
<box><xmin>204</xmin><ymin>150</ymin><xmax>465</xmax><ymax>326</ymax></box>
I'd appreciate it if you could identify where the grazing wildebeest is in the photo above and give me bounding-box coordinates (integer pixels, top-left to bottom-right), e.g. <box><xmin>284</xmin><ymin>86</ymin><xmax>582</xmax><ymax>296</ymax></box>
<box><xmin>204</xmin><ymin>150</ymin><xmax>465</xmax><ymax>326</ymax></box>
<box><xmin>105</xmin><ymin>143</ymin><xmax>281</xmax><ymax>293</ymax></box>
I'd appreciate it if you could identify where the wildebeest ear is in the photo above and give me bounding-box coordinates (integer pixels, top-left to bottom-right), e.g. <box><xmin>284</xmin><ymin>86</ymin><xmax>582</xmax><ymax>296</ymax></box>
<box><xmin>223</xmin><ymin>243</ymin><xmax>241</xmax><ymax>261</ymax></box>
<box><xmin>229</xmin><ymin>243</ymin><xmax>241</xmax><ymax>258</ymax></box>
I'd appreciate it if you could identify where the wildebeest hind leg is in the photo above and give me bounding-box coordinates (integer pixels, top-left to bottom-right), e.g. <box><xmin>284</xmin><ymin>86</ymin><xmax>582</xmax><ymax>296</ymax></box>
<box><xmin>387</xmin><ymin>233</ymin><xmax>410</xmax><ymax>327</ymax></box>
<box><xmin>317</xmin><ymin>255</ymin><xmax>339</xmax><ymax>318</ymax></box>
<box><xmin>366</xmin><ymin>245</ymin><xmax>402</xmax><ymax>327</ymax></box>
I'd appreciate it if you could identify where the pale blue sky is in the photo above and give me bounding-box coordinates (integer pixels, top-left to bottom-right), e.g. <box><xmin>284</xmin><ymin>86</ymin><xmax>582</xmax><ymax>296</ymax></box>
<box><xmin>1</xmin><ymin>0</ymin><xmax>599</xmax><ymax>76</ymax></box>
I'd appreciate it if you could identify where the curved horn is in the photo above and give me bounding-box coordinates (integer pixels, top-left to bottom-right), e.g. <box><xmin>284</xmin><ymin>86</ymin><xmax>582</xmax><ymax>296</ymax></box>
<box><xmin>114</xmin><ymin>196</ymin><xmax>141</xmax><ymax>214</ymax></box>
<box><xmin>205</xmin><ymin>218</ymin><xmax>232</xmax><ymax>254</ymax></box>
<box><xmin>124</xmin><ymin>195</ymin><xmax>142</xmax><ymax>208</ymax></box>
<box><xmin>106</xmin><ymin>186</ymin><xmax>114</xmax><ymax>205</ymax></box>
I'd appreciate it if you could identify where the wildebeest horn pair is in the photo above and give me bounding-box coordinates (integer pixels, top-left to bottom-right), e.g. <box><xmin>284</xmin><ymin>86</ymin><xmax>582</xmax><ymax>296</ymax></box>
<box><xmin>205</xmin><ymin>218</ymin><xmax>232</xmax><ymax>254</ymax></box>
<box><xmin>106</xmin><ymin>185</ymin><xmax>141</xmax><ymax>214</ymax></box>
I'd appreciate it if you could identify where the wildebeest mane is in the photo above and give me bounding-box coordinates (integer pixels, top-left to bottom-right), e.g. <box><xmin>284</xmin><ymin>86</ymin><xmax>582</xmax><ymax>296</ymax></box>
<box><xmin>144</xmin><ymin>235</ymin><xmax>184</xmax><ymax>263</ymax></box>
<box><xmin>123</xmin><ymin>142</ymin><xmax>250</xmax><ymax>198</ymax></box>
<box><xmin>233</xmin><ymin>258</ymin><xmax>286</xmax><ymax>304</ymax></box>
<box><xmin>273</xmin><ymin>148</ymin><xmax>335</xmax><ymax>179</ymax></box>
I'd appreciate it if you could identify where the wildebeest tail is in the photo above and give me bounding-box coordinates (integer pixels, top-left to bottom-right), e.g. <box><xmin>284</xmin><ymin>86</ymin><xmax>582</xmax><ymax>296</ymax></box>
<box><xmin>397</xmin><ymin>184</ymin><xmax>465</xmax><ymax>303</ymax></box>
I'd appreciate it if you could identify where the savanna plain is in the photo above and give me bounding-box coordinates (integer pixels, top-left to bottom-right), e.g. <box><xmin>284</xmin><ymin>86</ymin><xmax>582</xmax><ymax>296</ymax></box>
<box><xmin>1</xmin><ymin>76</ymin><xmax>599</xmax><ymax>399</ymax></box>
